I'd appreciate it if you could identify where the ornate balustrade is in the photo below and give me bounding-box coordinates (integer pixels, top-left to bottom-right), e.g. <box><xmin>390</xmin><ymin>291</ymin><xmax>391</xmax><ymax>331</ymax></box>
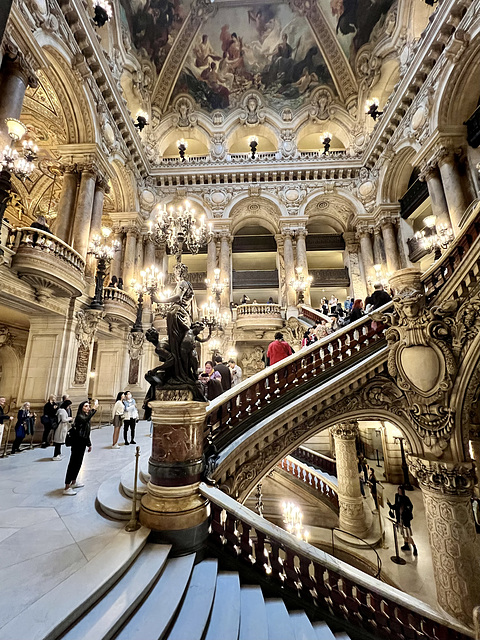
<box><xmin>298</xmin><ymin>304</ymin><xmax>331</xmax><ymax>325</ymax></box>
<box><xmin>235</xmin><ymin>303</ymin><xmax>283</xmax><ymax>330</ymax></box>
<box><xmin>237</xmin><ymin>303</ymin><xmax>282</xmax><ymax>316</ymax></box>
<box><xmin>103</xmin><ymin>286</ymin><xmax>137</xmax><ymax>326</ymax></box>
<box><xmin>279</xmin><ymin>455</ymin><xmax>339</xmax><ymax>512</ymax></box>
<box><xmin>293</xmin><ymin>446</ymin><xmax>337</xmax><ymax>477</ymax></box>
<box><xmin>156</xmin><ymin>150</ymin><xmax>357</xmax><ymax>167</ymax></box>
<box><xmin>203</xmin><ymin>484</ymin><xmax>472</xmax><ymax>640</ymax></box>
<box><xmin>310</xmin><ymin>268</ymin><xmax>350</xmax><ymax>287</ymax></box>
<box><xmin>8</xmin><ymin>227</ymin><xmax>85</xmax><ymax>299</ymax></box>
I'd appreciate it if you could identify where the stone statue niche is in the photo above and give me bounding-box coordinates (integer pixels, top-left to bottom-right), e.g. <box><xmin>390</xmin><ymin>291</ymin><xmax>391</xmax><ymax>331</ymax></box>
<box><xmin>144</xmin><ymin>261</ymin><xmax>212</xmax><ymax>404</ymax></box>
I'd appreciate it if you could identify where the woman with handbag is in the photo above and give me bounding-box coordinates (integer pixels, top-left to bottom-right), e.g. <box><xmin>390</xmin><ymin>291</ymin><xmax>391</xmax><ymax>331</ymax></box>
<box><xmin>63</xmin><ymin>399</ymin><xmax>98</xmax><ymax>496</ymax></box>
<box><xmin>52</xmin><ymin>399</ymin><xmax>73</xmax><ymax>460</ymax></box>
<box><xmin>40</xmin><ymin>395</ymin><xmax>58</xmax><ymax>448</ymax></box>
<box><xmin>388</xmin><ymin>486</ymin><xmax>418</xmax><ymax>555</ymax></box>
<box><xmin>123</xmin><ymin>391</ymin><xmax>138</xmax><ymax>445</ymax></box>
<box><xmin>112</xmin><ymin>392</ymin><xmax>125</xmax><ymax>449</ymax></box>
<box><xmin>11</xmin><ymin>402</ymin><xmax>36</xmax><ymax>454</ymax></box>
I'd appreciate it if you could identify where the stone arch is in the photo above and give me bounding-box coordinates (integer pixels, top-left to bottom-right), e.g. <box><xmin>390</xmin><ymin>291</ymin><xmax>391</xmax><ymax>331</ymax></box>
<box><xmin>452</xmin><ymin>331</ymin><xmax>480</xmax><ymax>463</ymax></box>
<box><xmin>228</xmin><ymin>196</ymin><xmax>282</xmax><ymax>236</ymax></box>
<box><xmin>296</xmin><ymin>115</ymin><xmax>352</xmax><ymax>151</ymax></box>
<box><xmin>0</xmin><ymin>346</ymin><xmax>22</xmax><ymax>406</ymax></box>
<box><xmin>226</xmin><ymin>122</ymin><xmax>278</xmax><ymax>154</ymax></box>
<box><xmin>155</xmin><ymin>119</ymin><xmax>211</xmax><ymax>157</ymax></box>
<box><xmin>110</xmin><ymin>160</ymin><xmax>138</xmax><ymax>212</ymax></box>
<box><xmin>301</xmin><ymin>190</ymin><xmax>361</xmax><ymax>230</ymax></box>
<box><xmin>379</xmin><ymin>145</ymin><xmax>417</xmax><ymax>204</ymax></box>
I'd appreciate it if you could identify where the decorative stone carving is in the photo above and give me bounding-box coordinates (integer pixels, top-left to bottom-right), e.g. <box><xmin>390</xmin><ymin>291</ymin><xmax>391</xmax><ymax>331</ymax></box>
<box><xmin>278</xmin><ymin>186</ymin><xmax>306</xmax><ymax>214</ymax></box>
<box><xmin>127</xmin><ymin>331</ymin><xmax>145</xmax><ymax>361</ymax></box>
<box><xmin>308</xmin><ymin>87</ymin><xmax>334</xmax><ymax>122</ymax></box>
<box><xmin>240</xmin><ymin>93</ymin><xmax>265</xmax><ymax>127</ymax></box>
<box><xmin>241</xmin><ymin>346</ymin><xmax>265</xmax><ymax>377</ymax></box>
<box><xmin>203</xmin><ymin>188</ymin><xmax>233</xmax><ymax>217</ymax></box>
<box><xmin>408</xmin><ymin>457</ymin><xmax>475</xmax><ymax>496</ymax></box>
<box><xmin>74</xmin><ymin>309</ymin><xmax>103</xmax><ymax>385</ymax></box>
<box><xmin>210</xmin><ymin>133</ymin><xmax>227</xmax><ymax>161</ymax></box>
<box><xmin>278</xmin><ymin>130</ymin><xmax>298</xmax><ymax>160</ymax></box>
<box><xmin>0</xmin><ymin>326</ymin><xmax>14</xmax><ymax>349</ymax></box>
<box><xmin>283</xmin><ymin>317</ymin><xmax>303</xmax><ymax>352</ymax></box>
<box><xmin>173</xmin><ymin>96</ymin><xmax>197</xmax><ymax>128</ymax></box>
<box><xmin>330</xmin><ymin>421</ymin><xmax>358</xmax><ymax>440</ymax></box>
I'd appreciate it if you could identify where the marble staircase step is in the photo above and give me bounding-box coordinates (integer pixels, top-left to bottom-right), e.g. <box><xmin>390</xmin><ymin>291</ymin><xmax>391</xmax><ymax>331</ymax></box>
<box><xmin>97</xmin><ymin>476</ymin><xmax>138</xmax><ymax>521</ymax></box>
<box><xmin>61</xmin><ymin>543</ymin><xmax>171</xmax><ymax>640</ymax></box>
<box><xmin>290</xmin><ymin>611</ymin><xmax>318</xmax><ymax>640</ymax></box>
<box><xmin>265</xmin><ymin>599</ymin><xmax>295</xmax><ymax>640</ymax></box>
<box><xmin>114</xmin><ymin>554</ymin><xmax>195</xmax><ymax>640</ymax></box>
<box><xmin>0</xmin><ymin>527</ymin><xmax>150</xmax><ymax>640</ymax></box>
<box><xmin>168</xmin><ymin>559</ymin><xmax>218</xmax><ymax>640</ymax></box>
<box><xmin>120</xmin><ymin>453</ymin><xmax>150</xmax><ymax>498</ymax></box>
<box><xmin>239</xmin><ymin>585</ymin><xmax>269</xmax><ymax>640</ymax></box>
<box><xmin>204</xmin><ymin>572</ymin><xmax>241</xmax><ymax>640</ymax></box>
<box><xmin>312</xmin><ymin>621</ymin><xmax>337</xmax><ymax>640</ymax></box>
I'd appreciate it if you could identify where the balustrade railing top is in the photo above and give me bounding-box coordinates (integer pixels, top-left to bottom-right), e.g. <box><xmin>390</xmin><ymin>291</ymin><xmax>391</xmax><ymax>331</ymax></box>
<box><xmin>294</xmin><ymin>446</ymin><xmax>337</xmax><ymax>477</ymax></box>
<box><xmin>298</xmin><ymin>304</ymin><xmax>332</xmax><ymax>324</ymax></box>
<box><xmin>9</xmin><ymin>227</ymin><xmax>85</xmax><ymax>272</ymax></box>
<box><xmin>103</xmin><ymin>287</ymin><xmax>137</xmax><ymax>308</ymax></box>
<box><xmin>202</xmin><ymin>484</ymin><xmax>472</xmax><ymax>640</ymax></box>
<box><xmin>236</xmin><ymin>303</ymin><xmax>282</xmax><ymax>316</ymax></box>
<box><xmin>280</xmin><ymin>455</ymin><xmax>339</xmax><ymax>511</ymax></box>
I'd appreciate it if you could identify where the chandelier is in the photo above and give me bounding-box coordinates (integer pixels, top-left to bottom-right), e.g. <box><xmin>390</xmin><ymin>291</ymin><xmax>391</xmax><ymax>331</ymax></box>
<box><xmin>205</xmin><ymin>267</ymin><xmax>229</xmax><ymax>303</ymax></box>
<box><xmin>282</xmin><ymin>502</ymin><xmax>309</xmax><ymax>543</ymax></box>
<box><xmin>88</xmin><ymin>226</ymin><xmax>120</xmax><ymax>262</ymax></box>
<box><xmin>148</xmin><ymin>201</ymin><xmax>211</xmax><ymax>259</ymax></box>
<box><xmin>1</xmin><ymin>118</ymin><xmax>38</xmax><ymax>180</ymax></box>
<box><xmin>93</xmin><ymin>0</ymin><xmax>112</xmax><ymax>27</ymax></box>
<box><xmin>367</xmin><ymin>263</ymin><xmax>391</xmax><ymax>289</ymax></box>
<box><xmin>290</xmin><ymin>267</ymin><xmax>313</xmax><ymax>304</ymax></box>
<box><xmin>415</xmin><ymin>215</ymin><xmax>453</xmax><ymax>260</ymax></box>
<box><xmin>200</xmin><ymin>296</ymin><xmax>229</xmax><ymax>331</ymax></box>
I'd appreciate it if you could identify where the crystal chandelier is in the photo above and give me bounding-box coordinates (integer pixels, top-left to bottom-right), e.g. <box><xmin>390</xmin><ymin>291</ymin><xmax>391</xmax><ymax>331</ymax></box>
<box><xmin>88</xmin><ymin>226</ymin><xmax>120</xmax><ymax>261</ymax></box>
<box><xmin>282</xmin><ymin>502</ymin><xmax>309</xmax><ymax>543</ymax></box>
<box><xmin>415</xmin><ymin>215</ymin><xmax>453</xmax><ymax>260</ymax></box>
<box><xmin>148</xmin><ymin>201</ymin><xmax>211</xmax><ymax>260</ymax></box>
<box><xmin>205</xmin><ymin>267</ymin><xmax>229</xmax><ymax>304</ymax></box>
<box><xmin>290</xmin><ymin>266</ymin><xmax>313</xmax><ymax>304</ymax></box>
<box><xmin>200</xmin><ymin>296</ymin><xmax>229</xmax><ymax>331</ymax></box>
<box><xmin>1</xmin><ymin>118</ymin><xmax>38</xmax><ymax>180</ymax></box>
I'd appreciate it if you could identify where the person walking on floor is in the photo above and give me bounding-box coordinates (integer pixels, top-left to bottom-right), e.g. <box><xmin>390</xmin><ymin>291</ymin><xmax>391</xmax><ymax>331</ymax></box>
<box><xmin>112</xmin><ymin>392</ymin><xmax>125</xmax><ymax>449</ymax></box>
<box><xmin>40</xmin><ymin>395</ymin><xmax>58</xmax><ymax>448</ymax></box>
<box><xmin>11</xmin><ymin>402</ymin><xmax>36</xmax><ymax>454</ymax></box>
<box><xmin>0</xmin><ymin>397</ymin><xmax>14</xmax><ymax>441</ymax></box>
<box><xmin>63</xmin><ymin>399</ymin><xmax>98</xmax><ymax>495</ymax></box>
<box><xmin>123</xmin><ymin>391</ymin><xmax>138</xmax><ymax>445</ymax></box>
<box><xmin>388</xmin><ymin>485</ymin><xmax>418</xmax><ymax>556</ymax></box>
<box><xmin>213</xmin><ymin>355</ymin><xmax>232</xmax><ymax>392</ymax></box>
<box><xmin>367</xmin><ymin>466</ymin><xmax>379</xmax><ymax>510</ymax></box>
<box><xmin>52</xmin><ymin>399</ymin><xmax>73</xmax><ymax>460</ymax></box>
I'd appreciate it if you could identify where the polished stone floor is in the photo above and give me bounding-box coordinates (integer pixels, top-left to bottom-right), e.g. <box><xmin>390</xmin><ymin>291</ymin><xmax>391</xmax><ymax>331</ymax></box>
<box><xmin>0</xmin><ymin>422</ymin><xmax>441</xmax><ymax>633</ymax></box>
<box><xmin>0</xmin><ymin>420</ymin><xmax>152</xmax><ymax>631</ymax></box>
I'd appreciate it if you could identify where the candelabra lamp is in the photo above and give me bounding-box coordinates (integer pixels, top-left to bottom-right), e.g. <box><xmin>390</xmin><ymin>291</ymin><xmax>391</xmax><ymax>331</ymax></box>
<box><xmin>415</xmin><ymin>215</ymin><xmax>453</xmax><ymax>261</ymax></box>
<box><xmin>93</xmin><ymin>0</ymin><xmax>112</xmax><ymax>26</ymax></box>
<box><xmin>88</xmin><ymin>227</ymin><xmax>120</xmax><ymax>309</ymax></box>
<box><xmin>200</xmin><ymin>296</ymin><xmax>229</xmax><ymax>333</ymax></box>
<box><xmin>205</xmin><ymin>267</ymin><xmax>228</xmax><ymax>304</ymax></box>
<box><xmin>367</xmin><ymin>263</ymin><xmax>391</xmax><ymax>290</ymax></box>
<box><xmin>130</xmin><ymin>281</ymin><xmax>148</xmax><ymax>333</ymax></box>
<box><xmin>133</xmin><ymin>265</ymin><xmax>166</xmax><ymax>319</ymax></box>
<box><xmin>177</xmin><ymin>138</ymin><xmax>188</xmax><ymax>162</ymax></box>
<box><xmin>282</xmin><ymin>502</ymin><xmax>309</xmax><ymax>542</ymax></box>
<box><xmin>134</xmin><ymin>111</ymin><xmax>148</xmax><ymax>132</ymax></box>
<box><xmin>321</xmin><ymin>131</ymin><xmax>332</xmax><ymax>155</ymax></box>
<box><xmin>290</xmin><ymin>266</ymin><xmax>313</xmax><ymax>305</ymax></box>
<box><xmin>249</xmin><ymin>136</ymin><xmax>258</xmax><ymax>159</ymax></box>
<box><xmin>365</xmin><ymin>98</ymin><xmax>383</xmax><ymax>121</ymax></box>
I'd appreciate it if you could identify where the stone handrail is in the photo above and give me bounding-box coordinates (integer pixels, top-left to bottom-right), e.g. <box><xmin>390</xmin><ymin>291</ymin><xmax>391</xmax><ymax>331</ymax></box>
<box><xmin>103</xmin><ymin>286</ymin><xmax>137</xmax><ymax>310</ymax></box>
<box><xmin>298</xmin><ymin>304</ymin><xmax>332</xmax><ymax>324</ymax></box>
<box><xmin>293</xmin><ymin>446</ymin><xmax>337</xmax><ymax>477</ymax></box>
<box><xmin>236</xmin><ymin>303</ymin><xmax>282</xmax><ymax>316</ymax></box>
<box><xmin>9</xmin><ymin>227</ymin><xmax>85</xmax><ymax>272</ymax></box>
<box><xmin>279</xmin><ymin>455</ymin><xmax>339</xmax><ymax>512</ymax></box>
<box><xmin>203</xmin><ymin>484</ymin><xmax>473</xmax><ymax>640</ymax></box>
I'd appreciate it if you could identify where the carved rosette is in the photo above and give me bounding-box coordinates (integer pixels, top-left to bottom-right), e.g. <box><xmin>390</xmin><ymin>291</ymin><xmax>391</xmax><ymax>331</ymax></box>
<box><xmin>408</xmin><ymin>456</ymin><xmax>480</xmax><ymax>626</ymax></box>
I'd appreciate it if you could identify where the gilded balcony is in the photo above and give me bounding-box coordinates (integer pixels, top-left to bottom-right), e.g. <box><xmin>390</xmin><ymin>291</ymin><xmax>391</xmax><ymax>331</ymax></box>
<box><xmin>9</xmin><ymin>227</ymin><xmax>85</xmax><ymax>300</ymax></box>
<box><xmin>235</xmin><ymin>303</ymin><xmax>284</xmax><ymax>330</ymax></box>
<box><xmin>103</xmin><ymin>287</ymin><xmax>138</xmax><ymax>326</ymax></box>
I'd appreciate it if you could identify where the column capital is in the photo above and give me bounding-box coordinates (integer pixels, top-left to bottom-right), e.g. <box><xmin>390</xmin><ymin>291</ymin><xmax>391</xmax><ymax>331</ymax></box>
<box><xmin>1</xmin><ymin>40</ymin><xmax>38</xmax><ymax>88</ymax></box>
<box><xmin>282</xmin><ymin>228</ymin><xmax>296</xmax><ymax>239</ymax></box>
<box><xmin>357</xmin><ymin>225</ymin><xmax>373</xmax><ymax>239</ymax></box>
<box><xmin>433</xmin><ymin>144</ymin><xmax>458</xmax><ymax>169</ymax></box>
<box><xmin>59</xmin><ymin>163</ymin><xmax>78</xmax><ymax>175</ymax></box>
<box><xmin>77</xmin><ymin>161</ymin><xmax>101</xmax><ymax>178</ymax></box>
<box><xmin>96</xmin><ymin>175</ymin><xmax>110</xmax><ymax>194</ymax></box>
<box><xmin>330</xmin><ymin>421</ymin><xmax>359</xmax><ymax>440</ymax></box>
<box><xmin>408</xmin><ymin>456</ymin><xmax>475</xmax><ymax>496</ymax></box>
<box><xmin>295</xmin><ymin>227</ymin><xmax>308</xmax><ymax>238</ymax></box>
<box><xmin>418</xmin><ymin>161</ymin><xmax>438</xmax><ymax>182</ymax></box>
<box><xmin>378</xmin><ymin>216</ymin><xmax>397</xmax><ymax>230</ymax></box>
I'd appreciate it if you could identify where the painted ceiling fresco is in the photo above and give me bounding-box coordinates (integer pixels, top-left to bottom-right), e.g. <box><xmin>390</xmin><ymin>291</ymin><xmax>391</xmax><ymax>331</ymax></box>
<box><xmin>119</xmin><ymin>0</ymin><xmax>192</xmax><ymax>73</ymax></box>
<box><xmin>170</xmin><ymin>2</ymin><xmax>335</xmax><ymax>112</ymax></box>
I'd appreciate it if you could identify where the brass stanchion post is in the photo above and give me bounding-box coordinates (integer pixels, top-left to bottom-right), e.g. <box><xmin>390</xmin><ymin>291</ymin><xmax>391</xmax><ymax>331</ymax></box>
<box><xmin>125</xmin><ymin>446</ymin><xmax>141</xmax><ymax>532</ymax></box>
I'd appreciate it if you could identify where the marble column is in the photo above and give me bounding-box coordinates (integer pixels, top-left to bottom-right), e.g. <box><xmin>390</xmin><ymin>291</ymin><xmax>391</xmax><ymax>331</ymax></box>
<box><xmin>0</xmin><ymin>49</ymin><xmax>37</xmax><ymax>144</ymax></box>
<box><xmin>85</xmin><ymin>177</ymin><xmax>108</xmax><ymax>277</ymax></box>
<box><xmin>219</xmin><ymin>231</ymin><xmax>231</xmax><ymax>312</ymax></box>
<box><xmin>409</xmin><ymin>457</ymin><xmax>480</xmax><ymax>626</ymax></box>
<box><xmin>343</xmin><ymin>232</ymin><xmax>366</xmax><ymax>300</ymax></box>
<box><xmin>144</xmin><ymin>237</ymin><xmax>156</xmax><ymax>270</ymax></box>
<box><xmin>206</xmin><ymin>237</ymin><xmax>217</xmax><ymax>288</ymax></box>
<box><xmin>359</xmin><ymin>229</ymin><xmax>375</xmax><ymax>290</ymax></box>
<box><xmin>380</xmin><ymin>219</ymin><xmax>400</xmax><ymax>273</ymax></box>
<box><xmin>123</xmin><ymin>228</ymin><xmax>138</xmax><ymax>288</ymax></box>
<box><xmin>54</xmin><ymin>165</ymin><xmax>78</xmax><ymax>244</ymax></box>
<box><xmin>419</xmin><ymin>165</ymin><xmax>451</xmax><ymax>228</ymax></box>
<box><xmin>283</xmin><ymin>229</ymin><xmax>297</xmax><ymax>314</ymax></box>
<box><xmin>330</xmin><ymin>421</ymin><xmax>368</xmax><ymax>538</ymax></box>
<box><xmin>109</xmin><ymin>229</ymin><xmax>123</xmax><ymax>282</ymax></box>
<box><xmin>372</xmin><ymin>228</ymin><xmax>384</xmax><ymax>268</ymax></box>
<box><xmin>437</xmin><ymin>150</ymin><xmax>468</xmax><ymax>235</ymax></box>
<box><xmin>134</xmin><ymin>234</ymin><xmax>144</xmax><ymax>282</ymax></box>
<box><xmin>295</xmin><ymin>228</ymin><xmax>311</xmax><ymax>306</ymax></box>
<box><xmin>71</xmin><ymin>165</ymin><xmax>97</xmax><ymax>260</ymax></box>
<box><xmin>275</xmin><ymin>234</ymin><xmax>286</xmax><ymax>307</ymax></box>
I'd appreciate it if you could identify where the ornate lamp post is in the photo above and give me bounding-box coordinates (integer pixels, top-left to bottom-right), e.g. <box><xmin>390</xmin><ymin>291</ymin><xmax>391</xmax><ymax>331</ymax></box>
<box><xmin>200</xmin><ymin>296</ymin><xmax>229</xmax><ymax>333</ymax></box>
<box><xmin>321</xmin><ymin>131</ymin><xmax>332</xmax><ymax>155</ymax></box>
<box><xmin>205</xmin><ymin>267</ymin><xmax>228</xmax><ymax>304</ymax></box>
<box><xmin>290</xmin><ymin>266</ymin><xmax>313</xmax><ymax>305</ymax></box>
<box><xmin>131</xmin><ymin>265</ymin><xmax>164</xmax><ymax>330</ymax></box>
<box><xmin>177</xmin><ymin>138</ymin><xmax>188</xmax><ymax>162</ymax></box>
<box><xmin>134</xmin><ymin>110</ymin><xmax>148</xmax><ymax>132</ymax></box>
<box><xmin>365</xmin><ymin>98</ymin><xmax>383</xmax><ymax>121</ymax></box>
<box><xmin>415</xmin><ymin>214</ymin><xmax>453</xmax><ymax>261</ymax></box>
<box><xmin>88</xmin><ymin>227</ymin><xmax>120</xmax><ymax>310</ymax></box>
<box><xmin>249</xmin><ymin>136</ymin><xmax>258</xmax><ymax>159</ymax></box>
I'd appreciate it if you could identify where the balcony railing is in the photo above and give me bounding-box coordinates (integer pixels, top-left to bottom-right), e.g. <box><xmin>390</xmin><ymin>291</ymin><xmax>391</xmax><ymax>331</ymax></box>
<box><xmin>236</xmin><ymin>303</ymin><xmax>282</xmax><ymax>317</ymax></box>
<box><xmin>204</xmin><ymin>485</ymin><xmax>472</xmax><ymax>640</ymax></box>
<box><xmin>399</xmin><ymin>178</ymin><xmax>429</xmax><ymax>219</ymax></box>
<box><xmin>232</xmin><ymin>270</ymin><xmax>279</xmax><ymax>289</ymax></box>
<box><xmin>293</xmin><ymin>446</ymin><xmax>337</xmax><ymax>477</ymax></box>
<box><xmin>9</xmin><ymin>227</ymin><xmax>85</xmax><ymax>272</ymax></box>
<box><xmin>310</xmin><ymin>268</ymin><xmax>350</xmax><ymax>287</ymax></box>
<box><xmin>155</xmin><ymin>149</ymin><xmax>360</xmax><ymax>167</ymax></box>
<box><xmin>103</xmin><ymin>286</ymin><xmax>137</xmax><ymax>310</ymax></box>
<box><xmin>279</xmin><ymin>455</ymin><xmax>339</xmax><ymax>512</ymax></box>
<box><xmin>297</xmin><ymin>304</ymin><xmax>331</xmax><ymax>325</ymax></box>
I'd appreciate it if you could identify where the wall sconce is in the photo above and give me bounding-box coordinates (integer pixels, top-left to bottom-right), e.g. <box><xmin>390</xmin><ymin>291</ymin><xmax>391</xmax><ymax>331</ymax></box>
<box><xmin>365</xmin><ymin>98</ymin><xmax>383</xmax><ymax>121</ymax></box>
<box><xmin>249</xmin><ymin>136</ymin><xmax>258</xmax><ymax>160</ymax></box>
<box><xmin>321</xmin><ymin>131</ymin><xmax>332</xmax><ymax>155</ymax></box>
<box><xmin>134</xmin><ymin>111</ymin><xmax>148</xmax><ymax>132</ymax></box>
<box><xmin>177</xmin><ymin>138</ymin><xmax>188</xmax><ymax>162</ymax></box>
<box><xmin>92</xmin><ymin>0</ymin><xmax>113</xmax><ymax>27</ymax></box>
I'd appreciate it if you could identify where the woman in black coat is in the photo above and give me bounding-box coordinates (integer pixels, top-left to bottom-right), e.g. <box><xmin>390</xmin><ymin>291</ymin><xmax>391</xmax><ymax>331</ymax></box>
<box><xmin>11</xmin><ymin>402</ymin><xmax>36</xmax><ymax>454</ymax></box>
<box><xmin>63</xmin><ymin>399</ymin><xmax>98</xmax><ymax>495</ymax></box>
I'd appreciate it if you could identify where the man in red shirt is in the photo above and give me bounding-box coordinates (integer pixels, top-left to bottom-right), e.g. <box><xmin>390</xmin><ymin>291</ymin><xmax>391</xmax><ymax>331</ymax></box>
<box><xmin>267</xmin><ymin>332</ymin><xmax>293</xmax><ymax>365</ymax></box>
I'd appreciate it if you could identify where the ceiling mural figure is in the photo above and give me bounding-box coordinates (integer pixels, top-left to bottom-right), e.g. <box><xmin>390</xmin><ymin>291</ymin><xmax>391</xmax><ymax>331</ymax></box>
<box><xmin>169</xmin><ymin>2</ymin><xmax>335</xmax><ymax>112</ymax></box>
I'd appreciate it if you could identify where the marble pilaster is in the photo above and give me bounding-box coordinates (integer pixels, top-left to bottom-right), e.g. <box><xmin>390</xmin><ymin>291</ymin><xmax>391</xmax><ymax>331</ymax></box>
<box><xmin>134</xmin><ymin>234</ymin><xmax>144</xmax><ymax>282</ymax></box>
<box><xmin>206</xmin><ymin>237</ymin><xmax>217</xmax><ymax>288</ymax></box>
<box><xmin>86</xmin><ymin>178</ymin><xmax>108</xmax><ymax>277</ymax></box>
<box><xmin>343</xmin><ymin>232</ymin><xmax>366</xmax><ymax>300</ymax></box>
<box><xmin>219</xmin><ymin>231</ymin><xmax>231</xmax><ymax>312</ymax></box>
<box><xmin>54</xmin><ymin>166</ymin><xmax>78</xmax><ymax>244</ymax></box>
<box><xmin>330</xmin><ymin>421</ymin><xmax>368</xmax><ymax>538</ymax></box>
<box><xmin>143</xmin><ymin>237</ymin><xmax>156</xmax><ymax>270</ymax></box>
<box><xmin>380</xmin><ymin>219</ymin><xmax>400</xmax><ymax>273</ymax></box>
<box><xmin>409</xmin><ymin>456</ymin><xmax>480</xmax><ymax>626</ymax></box>
<box><xmin>358</xmin><ymin>229</ymin><xmax>375</xmax><ymax>289</ymax></box>
<box><xmin>283</xmin><ymin>229</ymin><xmax>297</xmax><ymax>314</ymax></box>
<box><xmin>109</xmin><ymin>230</ymin><xmax>123</xmax><ymax>282</ymax></box>
<box><xmin>295</xmin><ymin>228</ymin><xmax>311</xmax><ymax>306</ymax></box>
<box><xmin>71</xmin><ymin>165</ymin><xmax>97</xmax><ymax>260</ymax></box>
<box><xmin>437</xmin><ymin>150</ymin><xmax>468</xmax><ymax>235</ymax></box>
<box><xmin>123</xmin><ymin>228</ymin><xmax>138</xmax><ymax>289</ymax></box>
<box><xmin>419</xmin><ymin>164</ymin><xmax>451</xmax><ymax>228</ymax></box>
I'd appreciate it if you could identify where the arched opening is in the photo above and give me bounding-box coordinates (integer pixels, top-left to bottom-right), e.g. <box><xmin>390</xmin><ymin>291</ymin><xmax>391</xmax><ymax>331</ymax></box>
<box><xmin>232</xmin><ymin>222</ymin><xmax>278</xmax><ymax>304</ymax></box>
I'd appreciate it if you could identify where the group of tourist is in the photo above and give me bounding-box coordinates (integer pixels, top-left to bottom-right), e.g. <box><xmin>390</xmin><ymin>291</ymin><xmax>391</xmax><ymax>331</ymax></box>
<box><xmin>317</xmin><ymin>284</ymin><xmax>393</xmax><ymax>329</ymax></box>
<box><xmin>198</xmin><ymin>355</ymin><xmax>243</xmax><ymax>401</ymax></box>
<box><xmin>111</xmin><ymin>391</ymin><xmax>138</xmax><ymax>448</ymax></box>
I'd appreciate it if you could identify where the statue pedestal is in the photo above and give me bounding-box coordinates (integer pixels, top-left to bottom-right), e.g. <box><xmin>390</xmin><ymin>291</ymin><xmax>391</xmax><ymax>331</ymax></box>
<box><xmin>139</xmin><ymin>400</ymin><xmax>209</xmax><ymax>556</ymax></box>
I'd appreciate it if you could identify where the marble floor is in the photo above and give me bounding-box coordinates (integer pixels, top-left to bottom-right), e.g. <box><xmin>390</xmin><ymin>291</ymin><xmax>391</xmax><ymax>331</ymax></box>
<box><xmin>0</xmin><ymin>420</ymin><xmax>152</xmax><ymax>631</ymax></box>
<box><xmin>0</xmin><ymin>424</ymin><xmax>443</xmax><ymax>634</ymax></box>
